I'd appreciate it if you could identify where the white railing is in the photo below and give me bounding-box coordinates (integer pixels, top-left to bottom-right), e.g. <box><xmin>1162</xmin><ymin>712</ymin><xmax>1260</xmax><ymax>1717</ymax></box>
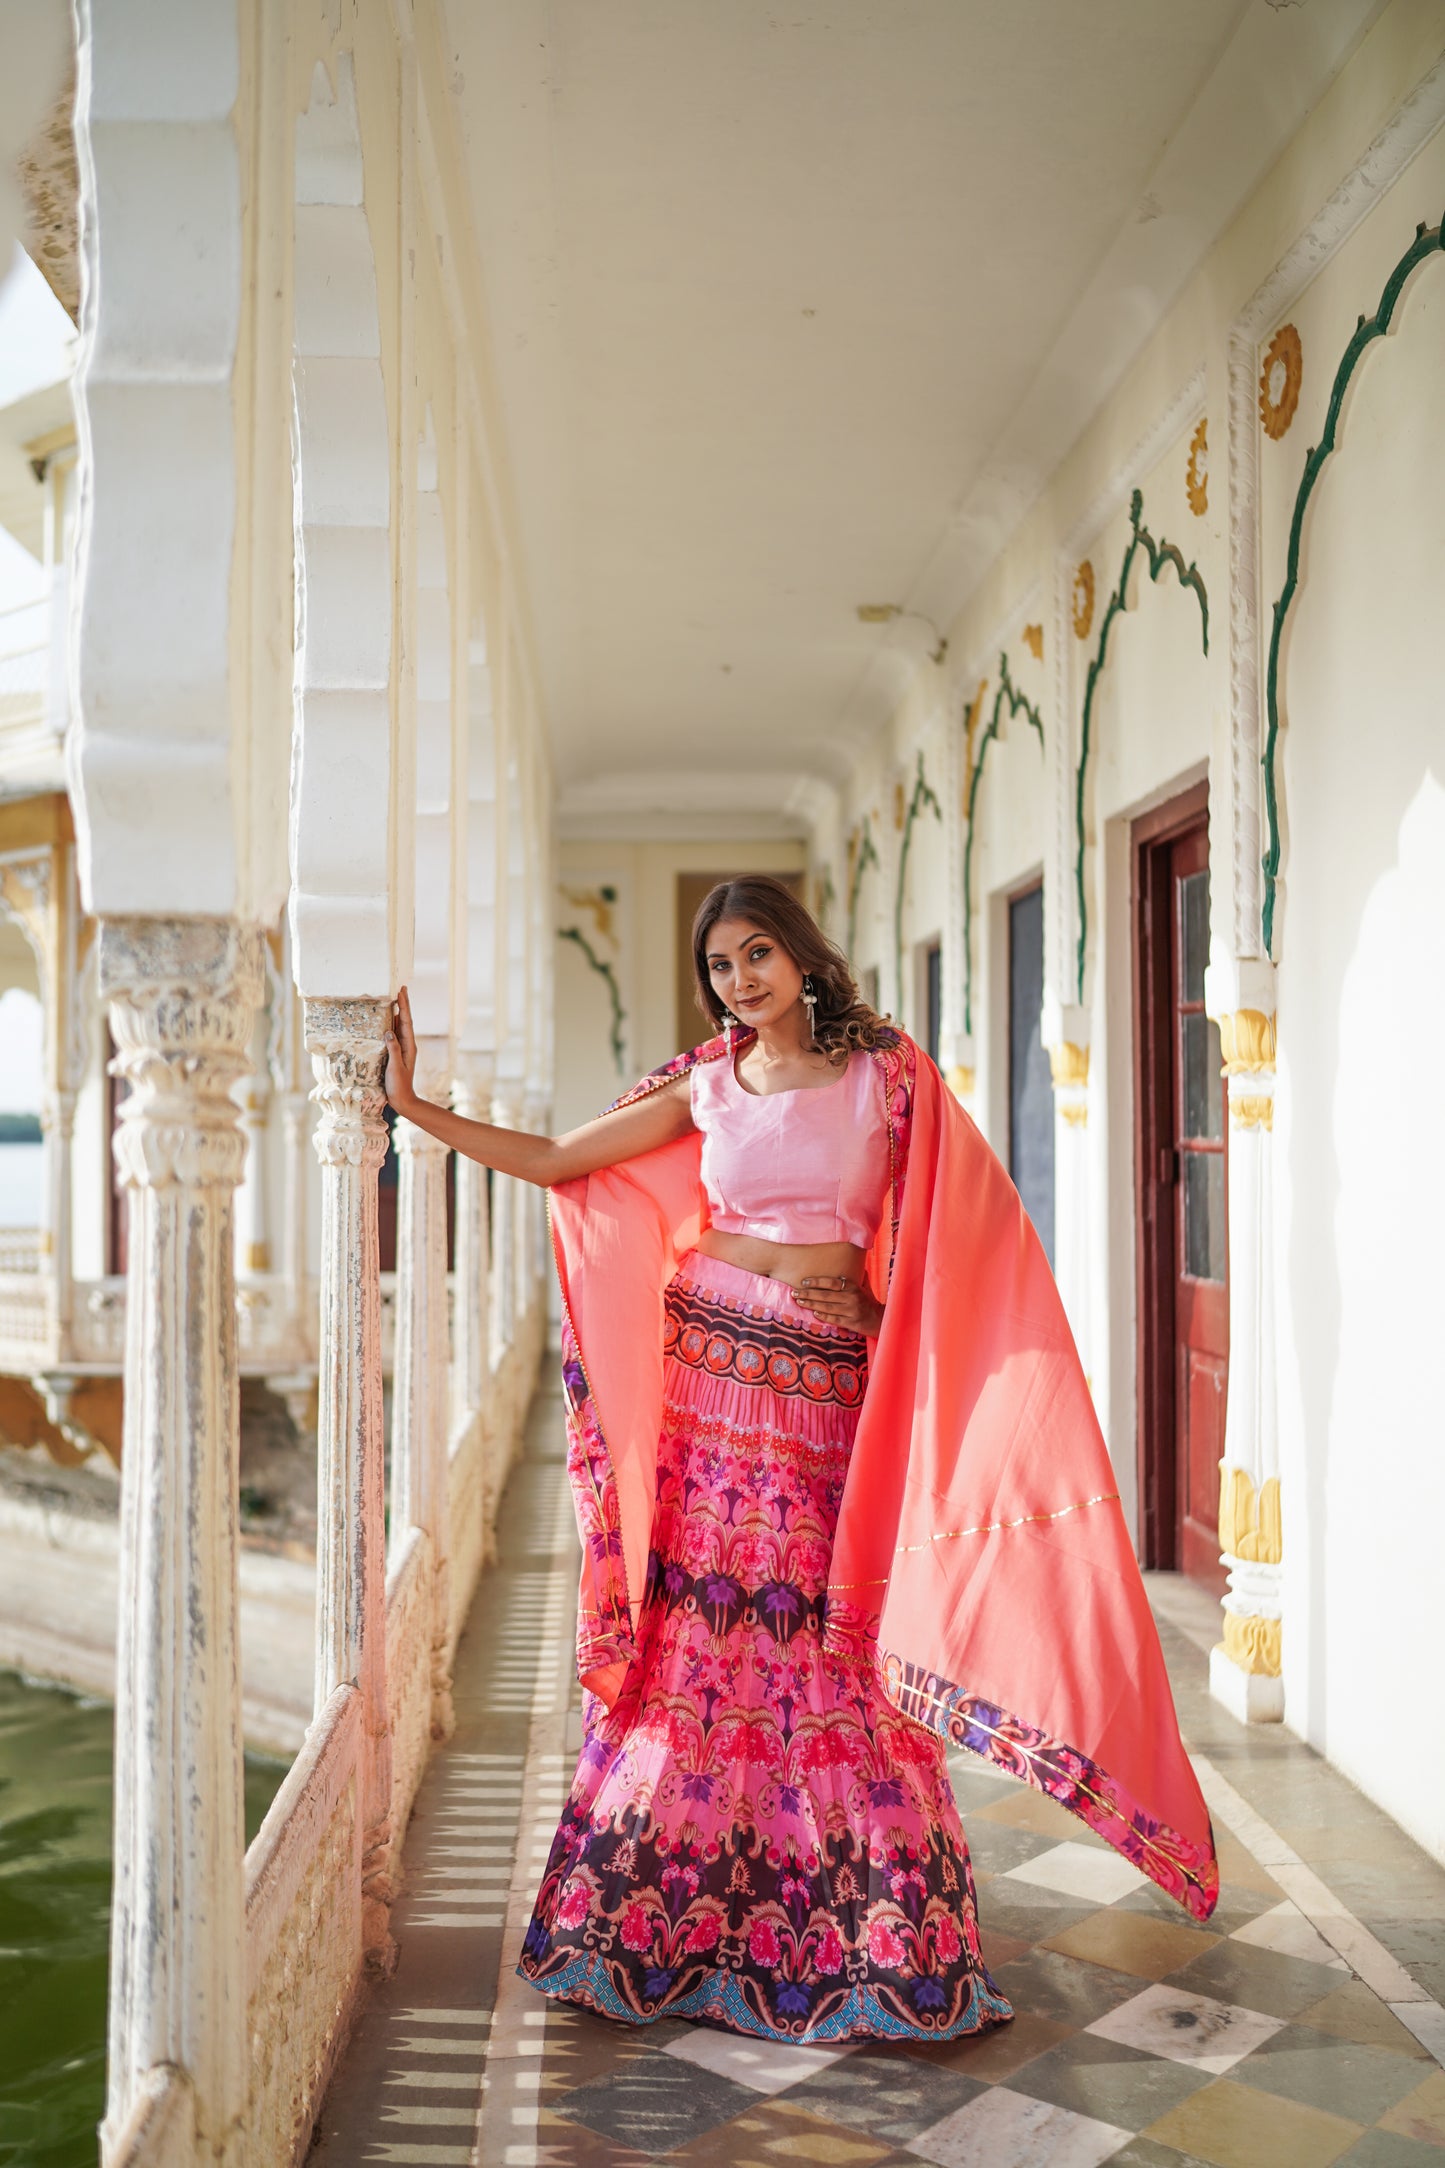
<box><xmin>0</xmin><ymin>1229</ymin><xmax>43</xmax><ymax>1273</ymax></box>
<box><xmin>0</xmin><ymin>1275</ymin><xmax>52</xmax><ymax>1365</ymax></box>
<box><xmin>234</xmin><ymin>1275</ymin><xmax>548</xmax><ymax>2162</ymax></box>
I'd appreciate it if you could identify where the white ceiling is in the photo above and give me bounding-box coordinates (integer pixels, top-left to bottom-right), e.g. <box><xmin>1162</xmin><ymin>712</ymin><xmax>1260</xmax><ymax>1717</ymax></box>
<box><xmin>445</xmin><ymin>0</ymin><xmax>1386</xmax><ymax>833</ymax></box>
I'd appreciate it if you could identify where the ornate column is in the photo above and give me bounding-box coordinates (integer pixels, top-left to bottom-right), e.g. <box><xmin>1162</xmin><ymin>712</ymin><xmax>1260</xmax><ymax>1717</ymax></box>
<box><xmin>522</xmin><ymin>1084</ymin><xmax>549</xmax><ymax>1330</ymax></box>
<box><xmin>304</xmin><ymin>997</ymin><xmax>396</xmax><ymax>1972</ymax></box>
<box><xmin>1208</xmin><ymin>980</ymin><xmax>1283</xmax><ymax>1722</ymax></box>
<box><xmin>391</xmin><ymin>1043</ymin><xmax>455</xmax><ymax>1738</ymax></box>
<box><xmin>40</xmin><ymin>1085</ymin><xmax>76</xmax><ymax>1354</ymax></box>
<box><xmin>279</xmin><ymin>1088</ymin><xmax>310</xmax><ymax>1342</ymax></box>
<box><xmin>235</xmin><ymin>1074</ymin><xmax>270</xmax><ymax>1276</ymax></box>
<box><xmin>98</xmin><ymin>919</ymin><xmax>261</xmax><ymax>2167</ymax></box>
<box><xmin>1048</xmin><ymin>1024</ymin><xmax>1093</xmax><ymax>1387</ymax></box>
<box><xmin>450</xmin><ymin>1057</ymin><xmax>492</xmax><ymax>1443</ymax></box>
<box><xmin>489</xmin><ymin>1083</ymin><xmax>521</xmax><ymax>1363</ymax></box>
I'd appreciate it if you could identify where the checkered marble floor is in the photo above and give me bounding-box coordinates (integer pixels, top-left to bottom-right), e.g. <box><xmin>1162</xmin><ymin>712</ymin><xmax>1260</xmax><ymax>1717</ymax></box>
<box><xmin>528</xmin><ymin>1754</ymin><xmax>1444</xmax><ymax>2168</ymax></box>
<box><xmin>312</xmin><ymin>1384</ymin><xmax>1445</xmax><ymax>2168</ymax></box>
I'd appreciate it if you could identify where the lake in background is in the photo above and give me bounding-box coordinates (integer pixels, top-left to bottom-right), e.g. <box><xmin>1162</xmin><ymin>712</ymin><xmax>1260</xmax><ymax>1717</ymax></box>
<box><xmin>0</xmin><ymin>1671</ymin><xmax>285</xmax><ymax>2168</ymax></box>
<box><xmin>0</xmin><ymin>1146</ymin><xmax>43</xmax><ymax>1231</ymax></box>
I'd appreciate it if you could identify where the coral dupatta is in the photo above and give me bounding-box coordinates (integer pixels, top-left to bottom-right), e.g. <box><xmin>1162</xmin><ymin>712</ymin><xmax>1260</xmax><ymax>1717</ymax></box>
<box><xmin>550</xmin><ymin>1030</ymin><xmax>1217</xmax><ymax>1920</ymax></box>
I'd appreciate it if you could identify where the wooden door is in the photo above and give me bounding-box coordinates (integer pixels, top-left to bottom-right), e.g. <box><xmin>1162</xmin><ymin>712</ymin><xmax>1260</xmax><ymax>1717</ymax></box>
<box><xmin>1134</xmin><ymin>788</ymin><xmax>1228</xmax><ymax>1589</ymax></box>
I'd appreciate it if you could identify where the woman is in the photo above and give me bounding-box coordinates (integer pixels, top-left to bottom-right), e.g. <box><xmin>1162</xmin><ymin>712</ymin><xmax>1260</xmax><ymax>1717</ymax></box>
<box><xmin>384</xmin><ymin>876</ymin><xmax>1216</xmax><ymax>2045</ymax></box>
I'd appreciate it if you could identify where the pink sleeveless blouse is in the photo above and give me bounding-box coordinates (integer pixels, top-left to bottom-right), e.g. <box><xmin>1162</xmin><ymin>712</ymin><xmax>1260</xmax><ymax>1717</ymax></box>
<box><xmin>689</xmin><ymin>1048</ymin><xmax>889</xmax><ymax>1248</ymax></box>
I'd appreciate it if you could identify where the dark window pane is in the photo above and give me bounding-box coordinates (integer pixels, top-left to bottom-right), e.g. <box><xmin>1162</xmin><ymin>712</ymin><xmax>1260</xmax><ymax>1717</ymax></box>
<box><xmin>1179</xmin><ymin>868</ymin><xmax>1208</xmax><ymax>1003</ymax></box>
<box><xmin>924</xmin><ymin>941</ymin><xmax>941</xmax><ymax>1066</ymax></box>
<box><xmin>1008</xmin><ymin>886</ymin><xmax>1054</xmax><ymax>1269</ymax></box>
<box><xmin>1181</xmin><ymin>1013</ymin><xmax>1224</xmax><ymax>1141</ymax></box>
<box><xmin>1184</xmin><ymin>1149</ymin><xmax>1226</xmax><ymax>1281</ymax></box>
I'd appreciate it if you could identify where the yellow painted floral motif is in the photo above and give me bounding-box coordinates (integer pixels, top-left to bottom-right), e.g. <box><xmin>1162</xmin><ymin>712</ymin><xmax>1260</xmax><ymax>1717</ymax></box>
<box><xmin>1071</xmin><ymin>560</ymin><xmax>1095</xmax><ymax>640</ymax></box>
<box><xmin>1186</xmin><ymin>418</ymin><xmax>1208</xmax><ymax>515</ymax></box>
<box><xmin>1259</xmin><ymin>323</ymin><xmax>1303</xmax><ymax>441</ymax></box>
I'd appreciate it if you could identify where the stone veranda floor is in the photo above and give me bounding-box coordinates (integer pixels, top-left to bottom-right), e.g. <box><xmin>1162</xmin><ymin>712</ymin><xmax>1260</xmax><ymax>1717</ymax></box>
<box><xmin>311</xmin><ymin>1383</ymin><xmax>1445</xmax><ymax>2168</ymax></box>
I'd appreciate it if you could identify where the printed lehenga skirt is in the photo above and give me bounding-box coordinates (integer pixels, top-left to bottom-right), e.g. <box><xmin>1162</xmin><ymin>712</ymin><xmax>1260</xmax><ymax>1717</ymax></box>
<box><xmin>518</xmin><ymin>1253</ymin><xmax>1013</xmax><ymax>2044</ymax></box>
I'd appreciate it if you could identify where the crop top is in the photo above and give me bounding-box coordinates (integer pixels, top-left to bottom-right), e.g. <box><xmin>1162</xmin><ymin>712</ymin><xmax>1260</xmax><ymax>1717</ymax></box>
<box><xmin>689</xmin><ymin>1048</ymin><xmax>889</xmax><ymax>1249</ymax></box>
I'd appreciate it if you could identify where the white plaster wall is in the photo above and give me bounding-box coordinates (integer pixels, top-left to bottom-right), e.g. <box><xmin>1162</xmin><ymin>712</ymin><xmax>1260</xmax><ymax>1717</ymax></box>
<box><xmin>1271</xmin><ymin>210</ymin><xmax>1445</xmax><ymax>1862</ymax></box>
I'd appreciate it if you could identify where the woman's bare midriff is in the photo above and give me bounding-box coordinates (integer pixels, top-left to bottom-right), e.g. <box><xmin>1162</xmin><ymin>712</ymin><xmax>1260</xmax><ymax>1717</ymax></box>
<box><xmin>695</xmin><ymin>1228</ymin><xmax>866</xmax><ymax>1291</ymax></box>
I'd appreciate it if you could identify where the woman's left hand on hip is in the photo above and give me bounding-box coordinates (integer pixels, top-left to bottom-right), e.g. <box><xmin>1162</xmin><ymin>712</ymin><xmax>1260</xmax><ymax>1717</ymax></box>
<box><xmin>796</xmin><ymin>1276</ymin><xmax>884</xmax><ymax>1336</ymax></box>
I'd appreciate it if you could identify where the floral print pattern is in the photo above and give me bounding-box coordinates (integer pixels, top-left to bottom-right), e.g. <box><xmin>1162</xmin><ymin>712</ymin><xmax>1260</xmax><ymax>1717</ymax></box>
<box><xmin>520</xmin><ymin>1258</ymin><xmax>1012</xmax><ymax>2043</ymax></box>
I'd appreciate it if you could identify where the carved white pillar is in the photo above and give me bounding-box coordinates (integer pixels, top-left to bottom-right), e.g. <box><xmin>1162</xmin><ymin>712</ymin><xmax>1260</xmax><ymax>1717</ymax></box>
<box><xmin>522</xmin><ymin>1084</ymin><xmax>549</xmax><ymax>1326</ymax></box>
<box><xmin>236</xmin><ymin>1075</ymin><xmax>270</xmax><ymax>1276</ymax></box>
<box><xmin>279</xmin><ymin>1088</ymin><xmax>310</xmax><ymax>1335</ymax></box>
<box><xmin>1206</xmin><ymin>966</ymin><xmax>1283</xmax><ymax>1723</ymax></box>
<box><xmin>40</xmin><ymin>1086</ymin><xmax>76</xmax><ymax>1352</ymax></box>
<box><xmin>99</xmin><ymin>919</ymin><xmax>261</xmax><ymax>2168</ymax></box>
<box><xmin>451</xmin><ymin>1058</ymin><xmax>492</xmax><ymax>1440</ymax></box>
<box><xmin>391</xmin><ymin>1043</ymin><xmax>454</xmax><ymax>1738</ymax></box>
<box><xmin>489</xmin><ymin>1084</ymin><xmax>521</xmax><ymax>1363</ymax></box>
<box><xmin>1048</xmin><ymin>1023</ymin><xmax>1093</xmax><ymax>1387</ymax></box>
<box><xmin>304</xmin><ymin>997</ymin><xmax>395</xmax><ymax>1973</ymax></box>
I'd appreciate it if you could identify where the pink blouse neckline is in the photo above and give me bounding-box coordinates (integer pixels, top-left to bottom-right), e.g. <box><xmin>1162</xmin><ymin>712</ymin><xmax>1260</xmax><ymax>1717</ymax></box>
<box><xmin>729</xmin><ymin>1051</ymin><xmax>852</xmax><ymax>1100</ymax></box>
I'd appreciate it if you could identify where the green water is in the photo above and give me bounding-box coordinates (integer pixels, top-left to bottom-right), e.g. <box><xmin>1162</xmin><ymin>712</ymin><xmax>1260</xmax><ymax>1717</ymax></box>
<box><xmin>0</xmin><ymin>1671</ymin><xmax>285</xmax><ymax>2168</ymax></box>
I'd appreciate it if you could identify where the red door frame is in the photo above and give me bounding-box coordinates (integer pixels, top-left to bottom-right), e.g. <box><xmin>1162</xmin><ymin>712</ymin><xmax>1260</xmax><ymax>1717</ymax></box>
<box><xmin>1132</xmin><ymin>780</ymin><xmax>1228</xmax><ymax>1582</ymax></box>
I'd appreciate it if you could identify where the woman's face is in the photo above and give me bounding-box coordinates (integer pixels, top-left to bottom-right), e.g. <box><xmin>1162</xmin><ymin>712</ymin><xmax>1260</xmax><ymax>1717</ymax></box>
<box><xmin>704</xmin><ymin>917</ymin><xmax>805</xmax><ymax>1029</ymax></box>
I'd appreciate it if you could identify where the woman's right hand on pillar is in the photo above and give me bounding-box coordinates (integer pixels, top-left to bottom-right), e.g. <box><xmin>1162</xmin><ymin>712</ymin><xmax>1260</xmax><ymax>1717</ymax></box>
<box><xmin>385</xmin><ymin>986</ymin><xmax>419</xmax><ymax>1112</ymax></box>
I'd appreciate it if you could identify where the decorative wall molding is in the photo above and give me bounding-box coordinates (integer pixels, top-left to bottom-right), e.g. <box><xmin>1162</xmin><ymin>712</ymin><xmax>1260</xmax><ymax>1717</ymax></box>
<box><xmin>1226</xmin><ymin>46</ymin><xmax>1445</xmax><ymax>960</ymax></box>
<box><xmin>1047</xmin><ymin>368</ymin><xmax>1205</xmax><ymax>1015</ymax></box>
<box><xmin>1260</xmin><ymin>217</ymin><xmax>1445</xmax><ymax>953</ymax></box>
<box><xmin>893</xmin><ymin>754</ymin><xmax>942</xmax><ymax>1004</ymax></box>
<box><xmin>961</xmin><ymin>655</ymin><xmax>1044</xmax><ymax>1036</ymax></box>
<box><xmin>1061</xmin><ymin>367</ymin><xmax>1208</xmax><ymax>565</ymax></box>
<box><xmin>844</xmin><ymin>815</ymin><xmax>880</xmax><ymax>959</ymax></box>
<box><xmin>1073</xmin><ymin>490</ymin><xmax>1210</xmax><ymax>1000</ymax></box>
<box><xmin>557</xmin><ymin>921</ymin><xmax>627</xmax><ymax>1076</ymax></box>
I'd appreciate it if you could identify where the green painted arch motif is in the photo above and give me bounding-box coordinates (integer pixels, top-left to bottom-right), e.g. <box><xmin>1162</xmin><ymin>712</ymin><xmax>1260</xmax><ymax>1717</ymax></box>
<box><xmin>845</xmin><ymin>815</ymin><xmax>880</xmax><ymax>959</ymax></box>
<box><xmin>962</xmin><ymin>653</ymin><xmax>1044</xmax><ymax>1037</ymax></box>
<box><xmin>557</xmin><ymin>924</ymin><xmax>627</xmax><ymax>1074</ymax></box>
<box><xmin>1261</xmin><ymin>215</ymin><xmax>1445</xmax><ymax>955</ymax></box>
<box><xmin>894</xmin><ymin>752</ymin><xmax>943</xmax><ymax>1005</ymax></box>
<box><xmin>1073</xmin><ymin>488</ymin><xmax>1209</xmax><ymax>1001</ymax></box>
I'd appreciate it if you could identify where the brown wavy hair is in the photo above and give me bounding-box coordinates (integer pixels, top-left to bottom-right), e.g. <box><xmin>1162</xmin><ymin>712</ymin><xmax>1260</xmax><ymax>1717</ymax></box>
<box><xmin>690</xmin><ymin>875</ymin><xmax>892</xmax><ymax>1062</ymax></box>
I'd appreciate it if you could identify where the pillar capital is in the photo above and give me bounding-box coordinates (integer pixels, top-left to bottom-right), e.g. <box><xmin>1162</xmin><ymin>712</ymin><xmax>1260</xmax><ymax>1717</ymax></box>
<box><xmin>304</xmin><ymin>997</ymin><xmax>390</xmax><ymax>1174</ymax></box>
<box><xmin>102</xmin><ymin>919</ymin><xmax>265</xmax><ymax>1192</ymax></box>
